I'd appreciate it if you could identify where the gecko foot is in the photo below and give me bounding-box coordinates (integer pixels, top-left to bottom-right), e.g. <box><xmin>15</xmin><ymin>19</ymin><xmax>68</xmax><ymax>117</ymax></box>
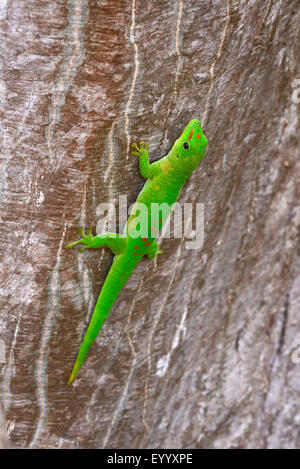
<box><xmin>65</xmin><ymin>228</ymin><xmax>94</xmax><ymax>252</ymax></box>
<box><xmin>131</xmin><ymin>141</ymin><xmax>149</xmax><ymax>157</ymax></box>
<box><xmin>147</xmin><ymin>242</ymin><xmax>163</xmax><ymax>260</ymax></box>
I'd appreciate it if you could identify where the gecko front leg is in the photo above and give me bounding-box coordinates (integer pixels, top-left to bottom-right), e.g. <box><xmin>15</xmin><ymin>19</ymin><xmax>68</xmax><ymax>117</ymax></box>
<box><xmin>66</xmin><ymin>228</ymin><xmax>127</xmax><ymax>255</ymax></box>
<box><xmin>146</xmin><ymin>240</ymin><xmax>163</xmax><ymax>260</ymax></box>
<box><xmin>131</xmin><ymin>141</ymin><xmax>159</xmax><ymax>179</ymax></box>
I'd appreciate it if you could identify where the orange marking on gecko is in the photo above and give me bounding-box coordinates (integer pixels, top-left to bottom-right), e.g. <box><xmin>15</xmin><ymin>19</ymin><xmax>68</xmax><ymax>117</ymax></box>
<box><xmin>188</xmin><ymin>128</ymin><xmax>194</xmax><ymax>140</ymax></box>
<box><xmin>196</xmin><ymin>133</ymin><xmax>201</xmax><ymax>139</ymax></box>
<box><xmin>145</xmin><ymin>241</ymin><xmax>151</xmax><ymax>247</ymax></box>
<box><xmin>142</xmin><ymin>237</ymin><xmax>147</xmax><ymax>242</ymax></box>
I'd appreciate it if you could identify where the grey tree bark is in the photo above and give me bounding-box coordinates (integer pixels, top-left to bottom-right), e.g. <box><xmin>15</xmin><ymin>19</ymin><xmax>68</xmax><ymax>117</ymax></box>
<box><xmin>0</xmin><ymin>0</ymin><xmax>299</xmax><ymax>449</ymax></box>
<box><xmin>0</xmin><ymin>412</ymin><xmax>9</xmax><ymax>448</ymax></box>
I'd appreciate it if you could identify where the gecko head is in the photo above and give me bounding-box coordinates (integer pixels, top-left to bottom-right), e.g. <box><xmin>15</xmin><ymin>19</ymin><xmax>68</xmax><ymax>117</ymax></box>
<box><xmin>171</xmin><ymin>119</ymin><xmax>207</xmax><ymax>177</ymax></box>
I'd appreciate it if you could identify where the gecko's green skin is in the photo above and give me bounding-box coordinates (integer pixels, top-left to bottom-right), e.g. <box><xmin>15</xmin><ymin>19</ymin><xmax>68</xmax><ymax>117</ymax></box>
<box><xmin>66</xmin><ymin>119</ymin><xmax>207</xmax><ymax>384</ymax></box>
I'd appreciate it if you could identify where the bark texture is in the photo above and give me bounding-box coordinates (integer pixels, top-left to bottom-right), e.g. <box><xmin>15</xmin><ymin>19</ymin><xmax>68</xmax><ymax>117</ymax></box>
<box><xmin>0</xmin><ymin>411</ymin><xmax>10</xmax><ymax>449</ymax></box>
<box><xmin>0</xmin><ymin>0</ymin><xmax>300</xmax><ymax>449</ymax></box>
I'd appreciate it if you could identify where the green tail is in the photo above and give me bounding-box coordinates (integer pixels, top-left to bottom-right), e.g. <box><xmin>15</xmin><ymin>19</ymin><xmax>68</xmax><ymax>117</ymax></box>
<box><xmin>67</xmin><ymin>254</ymin><xmax>136</xmax><ymax>385</ymax></box>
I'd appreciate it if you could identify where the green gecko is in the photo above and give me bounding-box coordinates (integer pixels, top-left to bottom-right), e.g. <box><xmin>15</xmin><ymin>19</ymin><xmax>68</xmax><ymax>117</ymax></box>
<box><xmin>66</xmin><ymin>119</ymin><xmax>207</xmax><ymax>385</ymax></box>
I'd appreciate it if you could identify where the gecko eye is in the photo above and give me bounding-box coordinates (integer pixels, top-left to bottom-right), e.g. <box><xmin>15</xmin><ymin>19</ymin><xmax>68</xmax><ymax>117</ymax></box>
<box><xmin>183</xmin><ymin>142</ymin><xmax>189</xmax><ymax>150</ymax></box>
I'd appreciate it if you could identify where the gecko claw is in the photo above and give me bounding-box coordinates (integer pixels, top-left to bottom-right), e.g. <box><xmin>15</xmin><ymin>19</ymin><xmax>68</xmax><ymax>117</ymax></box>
<box><xmin>66</xmin><ymin>228</ymin><xmax>94</xmax><ymax>250</ymax></box>
<box><xmin>77</xmin><ymin>227</ymin><xmax>93</xmax><ymax>239</ymax></box>
<box><xmin>65</xmin><ymin>239</ymin><xmax>82</xmax><ymax>249</ymax></box>
<box><xmin>131</xmin><ymin>141</ymin><xmax>149</xmax><ymax>159</ymax></box>
<box><xmin>77</xmin><ymin>227</ymin><xmax>85</xmax><ymax>237</ymax></box>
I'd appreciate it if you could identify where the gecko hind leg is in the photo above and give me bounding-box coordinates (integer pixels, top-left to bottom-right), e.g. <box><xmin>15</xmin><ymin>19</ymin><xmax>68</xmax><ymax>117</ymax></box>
<box><xmin>146</xmin><ymin>240</ymin><xmax>163</xmax><ymax>260</ymax></box>
<box><xmin>66</xmin><ymin>229</ymin><xmax>127</xmax><ymax>255</ymax></box>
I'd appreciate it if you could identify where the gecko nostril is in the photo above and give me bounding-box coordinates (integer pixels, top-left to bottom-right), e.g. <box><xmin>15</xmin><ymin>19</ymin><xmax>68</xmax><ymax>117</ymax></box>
<box><xmin>176</xmin><ymin>155</ymin><xmax>179</xmax><ymax>159</ymax></box>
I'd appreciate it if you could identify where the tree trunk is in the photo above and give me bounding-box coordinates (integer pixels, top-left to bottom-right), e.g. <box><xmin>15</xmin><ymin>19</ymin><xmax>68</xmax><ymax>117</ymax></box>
<box><xmin>0</xmin><ymin>0</ymin><xmax>299</xmax><ymax>449</ymax></box>
<box><xmin>0</xmin><ymin>410</ymin><xmax>10</xmax><ymax>448</ymax></box>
